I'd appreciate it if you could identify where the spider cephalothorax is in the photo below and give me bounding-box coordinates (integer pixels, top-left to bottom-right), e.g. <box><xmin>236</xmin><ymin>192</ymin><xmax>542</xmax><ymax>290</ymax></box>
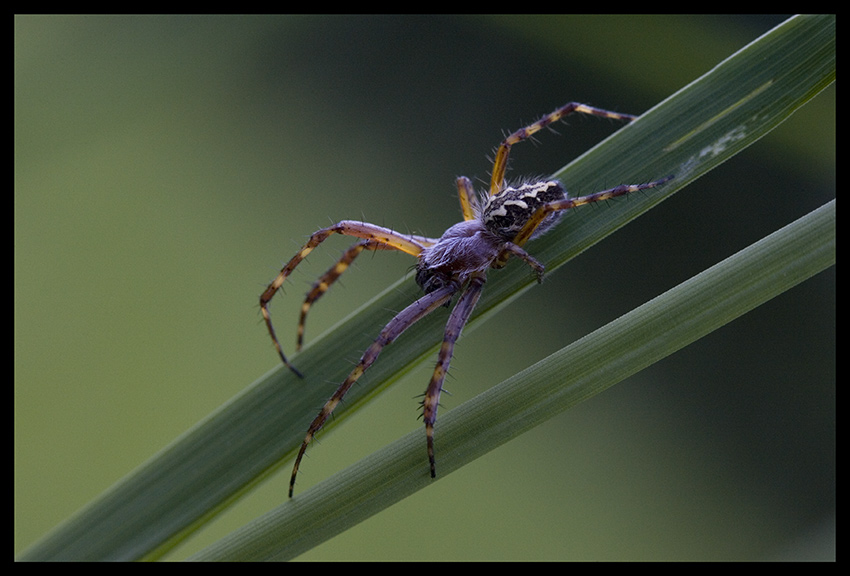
<box><xmin>415</xmin><ymin>217</ymin><xmax>542</xmax><ymax>295</ymax></box>
<box><xmin>260</xmin><ymin>102</ymin><xmax>673</xmax><ymax>497</ymax></box>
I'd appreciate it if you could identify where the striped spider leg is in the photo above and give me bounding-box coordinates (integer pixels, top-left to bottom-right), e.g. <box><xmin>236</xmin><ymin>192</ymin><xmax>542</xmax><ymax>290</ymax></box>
<box><xmin>295</xmin><ymin>233</ymin><xmax>438</xmax><ymax>352</ymax></box>
<box><xmin>488</xmin><ymin>102</ymin><xmax>638</xmax><ymax>196</ymax></box>
<box><xmin>293</xmin><ymin>175</ymin><xmax>482</xmax><ymax>348</ymax></box>
<box><xmin>260</xmin><ymin>222</ymin><xmax>434</xmax><ymax>376</ymax></box>
<box><xmin>262</xmin><ymin>102</ymin><xmax>673</xmax><ymax>497</ymax></box>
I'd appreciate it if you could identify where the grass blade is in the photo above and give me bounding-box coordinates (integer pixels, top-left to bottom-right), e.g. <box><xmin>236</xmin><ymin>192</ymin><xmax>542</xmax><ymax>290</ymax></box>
<box><xmin>192</xmin><ymin>199</ymin><xmax>834</xmax><ymax>561</ymax></box>
<box><xmin>18</xmin><ymin>14</ymin><xmax>834</xmax><ymax>562</ymax></box>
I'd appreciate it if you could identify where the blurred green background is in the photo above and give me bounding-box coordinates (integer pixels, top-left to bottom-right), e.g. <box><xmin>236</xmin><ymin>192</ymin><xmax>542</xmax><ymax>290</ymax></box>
<box><xmin>15</xmin><ymin>15</ymin><xmax>833</xmax><ymax>561</ymax></box>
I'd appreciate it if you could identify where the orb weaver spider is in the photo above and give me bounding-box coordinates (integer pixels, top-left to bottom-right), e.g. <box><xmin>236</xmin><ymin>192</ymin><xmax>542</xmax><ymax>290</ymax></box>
<box><xmin>260</xmin><ymin>102</ymin><xmax>673</xmax><ymax>497</ymax></box>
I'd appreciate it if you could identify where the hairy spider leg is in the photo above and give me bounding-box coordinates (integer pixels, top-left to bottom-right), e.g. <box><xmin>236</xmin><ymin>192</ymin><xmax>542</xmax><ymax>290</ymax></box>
<box><xmin>289</xmin><ymin>280</ymin><xmax>461</xmax><ymax>497</ymax></box>
<box><xmin>296</xmin><ymin>233</ymin><xmax>440</xmax><ymax>351</ymax></box>
<box><xmin>489</xmin><ymin>103</ymin><xmax>638</xmax><ymax>196</ymax></box>
<box><xmin>260</xmin><ymin>221</ymin><xmax>430</xmax><ymax>377</ymax></box>
<box><xmin>456</xmin><ymin>176</ymin><xmax>479</xmax><ymax>221</ymax></box>
<box><xmin>510</xmin><ymin>176</ymin><xmax>675</xmax><ymax>250</ymax></box>
<box><xmin>421</xmin><ymin>271</ymin><xmax>486</xmax><ymax>479</ymax></box>
<box><xmin>499</xmin><ymin>242</ymin><xmax>547</xmax><ymax>282</ymax></box>
<box><xmin>296</xmin><ymin>239</ymin><xmax>379</xmax><ymax>351</ymax></box>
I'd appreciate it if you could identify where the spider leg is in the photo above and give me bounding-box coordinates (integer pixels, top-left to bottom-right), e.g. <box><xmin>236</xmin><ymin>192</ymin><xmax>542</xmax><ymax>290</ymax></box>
<box><xmin>297</xmin><ymin>232</ymin><xmax>441</xmax><ymax>350</ymax></box>
<box><xmin>289</xmin><ymin>279</ymin><xmax>461</xmax><ymax>497</ymax></box>
<box><xmin>510</xmin><ymin>176</ymin><xmax>675</xmax><ymax>249</ymax></box>
<box><xmin>421</xmin><ymin>272</ymin><xmax>486</xmax><ymax>479</ymax></box>
<box><xmin>498</xmin><ymin>241</ymin><xmax>546</xmax><ymax>282</ymax></box>
<box><xmin>489</xmin><ymin>103</ymin><xmax>637</xmax><ymax>196</ymax></box>
<box><xmin>297</xmin><ymin>239</ymin><xmax>388</xmax><ymax>350</ymax></box>
<box><xmin>456</xmin><ymin>176</ymin><xmax>479</xmax><ymax>221</ymax></box>
<box><xmin>261</xmin><ymin>220</ymin><xmax>430</xmax><ymax>377</ymax></box>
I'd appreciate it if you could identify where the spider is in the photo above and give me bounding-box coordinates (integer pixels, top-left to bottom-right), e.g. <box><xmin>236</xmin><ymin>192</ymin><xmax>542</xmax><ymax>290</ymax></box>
<box><xmin>260</xmin><ymin>102</ymin><xmax>673</xmax><ymax>497</ymax></box>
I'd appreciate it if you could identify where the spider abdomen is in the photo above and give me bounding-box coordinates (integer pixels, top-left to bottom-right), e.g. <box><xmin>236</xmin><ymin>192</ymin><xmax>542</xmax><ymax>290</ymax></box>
<box><xmin>482</xmin><ymin>180</ymin><xmax>567</xmax><ymax>241</ymax></box>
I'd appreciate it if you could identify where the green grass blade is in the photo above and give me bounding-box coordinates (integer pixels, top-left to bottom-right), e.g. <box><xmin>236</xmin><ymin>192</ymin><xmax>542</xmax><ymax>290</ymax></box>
<box><xmin>191</xmin><ymin>199</ymin><xmax>834</xmax><ymax>561</ymax></box>
<box><xmin>17</xmin><ymin>14</ymin><xmax>834</xmax><ymax>562</ymax></box>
